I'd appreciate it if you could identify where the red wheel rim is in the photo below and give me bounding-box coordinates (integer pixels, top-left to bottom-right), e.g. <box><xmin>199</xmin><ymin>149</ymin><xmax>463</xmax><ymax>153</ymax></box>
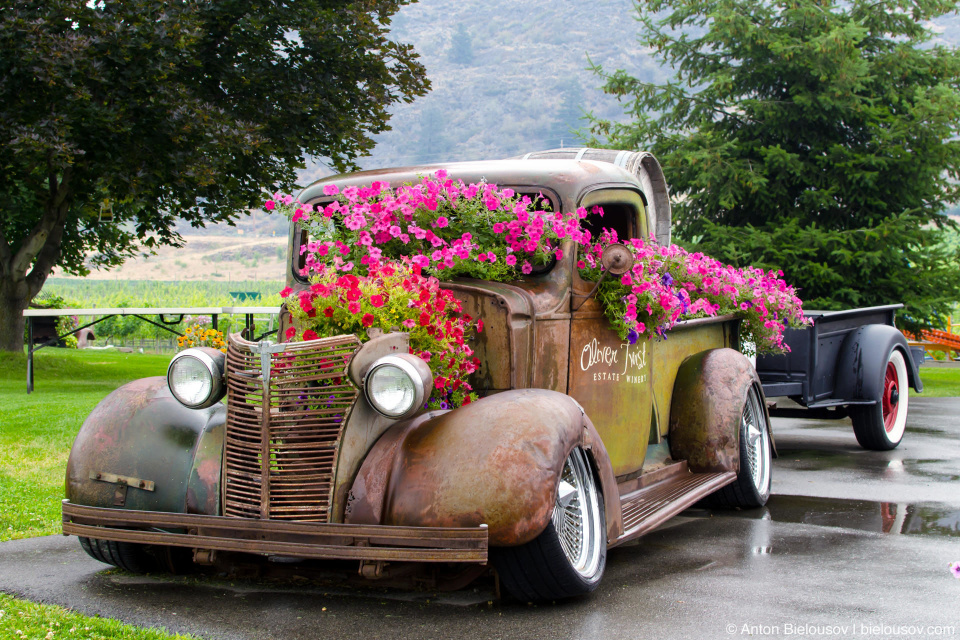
<box><xmin>882</xmin><ymin>361</ymin><xmax>900</xmax><ymax>433</ymax></box>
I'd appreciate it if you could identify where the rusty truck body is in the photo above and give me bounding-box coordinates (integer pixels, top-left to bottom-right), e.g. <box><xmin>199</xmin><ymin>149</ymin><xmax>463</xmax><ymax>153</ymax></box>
<box><xmin>63</xmin><ymin>149</ymin><xmax>775</xmax><ymax>601</ymax></box>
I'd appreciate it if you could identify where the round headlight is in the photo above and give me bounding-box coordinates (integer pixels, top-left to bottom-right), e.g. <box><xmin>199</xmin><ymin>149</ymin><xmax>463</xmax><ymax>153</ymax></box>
<box><xmin>363</xmin><ymin>354</ymin><xmax>432</xmax><ymax>419</ymax></box>
<box><xmin>167</xmin><ymin>348</ymin><xmax>225</xmax><ymax>409</ymax></box>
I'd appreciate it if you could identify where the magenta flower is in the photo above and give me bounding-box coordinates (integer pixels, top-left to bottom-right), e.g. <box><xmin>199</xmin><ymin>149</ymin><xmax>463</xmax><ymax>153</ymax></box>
<box><xmin>951</xmin><ymin>562</ymin><xmax>960</xmax><ymax>579</ymax></box>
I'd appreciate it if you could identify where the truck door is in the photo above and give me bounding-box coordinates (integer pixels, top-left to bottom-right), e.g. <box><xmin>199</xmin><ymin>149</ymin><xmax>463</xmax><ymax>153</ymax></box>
<box><xmin>567</xmin><ymin>189</ymin><xmax>654</xmax><ymax>479</ymax></box>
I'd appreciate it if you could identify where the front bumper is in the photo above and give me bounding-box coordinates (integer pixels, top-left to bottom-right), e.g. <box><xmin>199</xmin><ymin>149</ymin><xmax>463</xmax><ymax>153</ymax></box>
<box><xmin>62</xmin><ymin>500</ymin><xmax>488</xmax><ymax>563</ymax></box>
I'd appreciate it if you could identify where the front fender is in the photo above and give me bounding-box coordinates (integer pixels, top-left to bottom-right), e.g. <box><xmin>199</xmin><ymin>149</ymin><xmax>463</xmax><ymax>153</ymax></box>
<box><xmin>66</xmin><ymin>377</ymin><xmax>225</xmax><ymax>515</ymax></box>
<box><xmin>834</xmin><ymin>324</ymin><xmax>923</xmax><ymax>402</ymax></box>
<box><xmin>669</xmin><ymin>348</ymin><xmax>775</xmax><ymax>474</ymax></box>
<box><xmin>344</xmin><ymin>388</ymin><xmax>621</xmax><ymax>547</ymax></box>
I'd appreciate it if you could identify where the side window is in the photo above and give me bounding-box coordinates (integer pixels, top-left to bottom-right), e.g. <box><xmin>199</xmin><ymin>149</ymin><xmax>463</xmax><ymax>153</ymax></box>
<box><xmin>578</xmin><ymin>189</ymin><xmax>649</xmax><ymax>244</ymax></box>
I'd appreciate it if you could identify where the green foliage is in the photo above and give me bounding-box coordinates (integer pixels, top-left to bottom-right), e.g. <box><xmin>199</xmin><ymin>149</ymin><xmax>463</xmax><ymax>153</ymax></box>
<box><xmin>0</xmin><ymin>593</ymin><xmax>198</xmax><ymax>640</ymax></box>
<box><xmin>0</xmin><ymin>0</ymin><xmax>429</xmax><ymax>350</ymax></box>
<box><xmin>588</xmin><ymin>0</ymin><xmax>960</xmax><ymax>328</ymax></box>
<box><xmin>28</xmin><ymin>292</ymin><xmax>79</xmax><ymax>348</ymax></box>
<box><xmin>687</xmin><ymin>215</ymin><xmax>960</xmax><ymax>334</ymax></box>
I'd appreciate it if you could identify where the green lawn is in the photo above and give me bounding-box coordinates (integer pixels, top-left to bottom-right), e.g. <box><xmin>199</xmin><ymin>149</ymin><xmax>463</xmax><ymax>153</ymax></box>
<box><xmin>915</xmin><ymin>365</ymin><xmax>960</xmax><ymax>397</ymax></box>
<box><xmin>0</xmin><ymin>349</ymin><xmax>170</xmax><ymax>541</ymax></box>
<box><xmin>0</xmin><ymin>593</ymin><xmax>198</xmax><ymax>640</ymax></box>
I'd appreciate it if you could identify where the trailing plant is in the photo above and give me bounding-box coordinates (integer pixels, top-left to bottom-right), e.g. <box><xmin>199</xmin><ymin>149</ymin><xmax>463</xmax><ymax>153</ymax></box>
<box><xmin>273</xmin><ymin>171</ymin><xmax>808</xmax><ymax>363</ymax></box>
<box><xmin>282</xmin><ymin>261</ymin><xmax>480</xmax><ymax>410</ymax></box>
<box><xmin>580</xmin><ymin>230</ymin><xmax>808</xmax><ymax>354</ymax></box>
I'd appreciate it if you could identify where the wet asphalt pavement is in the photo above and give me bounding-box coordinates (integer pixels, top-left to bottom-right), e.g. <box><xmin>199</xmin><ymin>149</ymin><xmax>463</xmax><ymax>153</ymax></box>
<box><xmin>1</xmin><ymin>397</ymin><xmax>959</xmax><ymax>640</ymax></box>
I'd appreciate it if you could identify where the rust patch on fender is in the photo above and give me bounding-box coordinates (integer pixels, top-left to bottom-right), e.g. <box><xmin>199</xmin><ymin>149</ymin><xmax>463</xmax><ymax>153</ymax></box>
<box><xmin>346</xmin><ymin>389</ymin><xmax>618</xmax><ymax>547</ymax></box>
<box><xmin>668</xmin><ymin>348</ymin><xmax>758</xmax><ymax>474</ymax></box>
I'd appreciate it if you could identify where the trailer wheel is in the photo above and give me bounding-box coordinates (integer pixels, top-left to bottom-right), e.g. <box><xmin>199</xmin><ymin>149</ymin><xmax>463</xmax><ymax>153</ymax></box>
<box><xmin>851</xmin><ymin>349</ymin><xmax>909</xmax><ymax>450</ymax></box>
<box><xmin>79</xmin><ymin>537</ymin><xmax>158</xmax><ymax>573</ymax></box>
<box><xmin>493</xmin><ymin>447</ymin><xmax>606</xmax><ymax>601</ymax></box>
<box><xmin>710</xmin><ymin>384</ymin><xmax>772</xmax><ymax>508</ymax></box>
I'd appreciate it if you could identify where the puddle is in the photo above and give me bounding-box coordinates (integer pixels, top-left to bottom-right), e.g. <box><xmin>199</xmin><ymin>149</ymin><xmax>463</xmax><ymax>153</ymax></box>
<box><xmin>721</xmin><ymin>495</ymin><xmax>960</xmax><ymax>537</ymax></box>
<box><xmin>777</xmin><ymin>450</ymin><xmax>960</xmax><ymax>481</ymax></box>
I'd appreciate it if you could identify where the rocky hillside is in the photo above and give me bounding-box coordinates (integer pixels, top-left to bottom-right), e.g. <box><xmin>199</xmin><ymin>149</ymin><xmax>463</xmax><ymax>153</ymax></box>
<box><xmin>298</xmin><ymin>0</ymin><xmax>666</xmax><ymax>183</ymax></box>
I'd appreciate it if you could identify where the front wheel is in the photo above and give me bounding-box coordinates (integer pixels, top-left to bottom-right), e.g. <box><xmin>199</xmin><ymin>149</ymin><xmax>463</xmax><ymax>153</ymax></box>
<box><xmin>711</xmin><ymin>384</ymin><xmax>772</xmax><ymax>508</ymax></box>
<box><xmin>851</xmin><ymin>349</ymin><xmax>909</xmax><ymax>451</ymax></box>
<box><xmin>79</xmin><ymin>537</ymin><xmax>158</xmax><ymax>573</ymax></box>
<box><xmin>492</xmin><ymin>447</ymin><xmax>606</xmax><ymax>601</ymax></box>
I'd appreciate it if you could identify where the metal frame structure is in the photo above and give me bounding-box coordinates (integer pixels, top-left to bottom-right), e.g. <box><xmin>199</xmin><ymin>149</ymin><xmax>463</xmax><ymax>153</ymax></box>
<box><xmin>22</xmin><ymin>306</ymin><xmax>279</xmax><ymax>393</ymax></box>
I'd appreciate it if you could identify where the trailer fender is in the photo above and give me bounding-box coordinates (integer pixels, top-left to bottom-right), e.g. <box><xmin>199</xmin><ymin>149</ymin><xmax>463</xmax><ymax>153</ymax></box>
<box><xmin>834</xmin><ymin>325</ymin><xmax>923</xmax><ymax>402</ymax></box>
<box><xmin>65</xmin><ymin>377</ymin><xmax>225</xmax><ymax>515</ymax></box>
<box><xmin>669</xmin><ymin>348</ymin><xmax>776</xmax><ymax>474</ymax></box>
<box><xmin>344</xmin><ymin>388</ymin><xmax>622</xmax><ymax>547</ymax></box>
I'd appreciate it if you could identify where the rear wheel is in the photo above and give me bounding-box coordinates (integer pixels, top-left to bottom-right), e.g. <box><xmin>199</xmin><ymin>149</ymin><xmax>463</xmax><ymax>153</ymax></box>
<box><xmin>711</xmin><ymin>384</ymin><xmax>772</xmax><ymax>508</ymax></box>
<box><xmin>79</xmin><ymin>537</ymin><xmax>158</xmax><ymax>573</ymax></box>
<box><xmin>851</xmin><ymin>349</ymin><xmax>908</xmax><ymax>451</ymax></box>
<box><xmin>493</xmin><ymin>447</ymin><xmax>606</xmax><ymax>601</ymax></box>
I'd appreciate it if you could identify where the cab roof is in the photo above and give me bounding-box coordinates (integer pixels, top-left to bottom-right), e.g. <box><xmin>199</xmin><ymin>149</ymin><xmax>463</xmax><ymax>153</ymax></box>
<box><xmin>297</xmin><ymin>159</ymin><xmax>645</xmax><ymax>211</ymax></box>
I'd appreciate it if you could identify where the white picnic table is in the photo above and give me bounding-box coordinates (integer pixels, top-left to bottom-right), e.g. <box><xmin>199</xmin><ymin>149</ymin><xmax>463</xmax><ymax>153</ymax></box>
<box><xmin>22</xmin><ymin>306</ymin><xmax>280</xmax><ymax>393</ymax></box>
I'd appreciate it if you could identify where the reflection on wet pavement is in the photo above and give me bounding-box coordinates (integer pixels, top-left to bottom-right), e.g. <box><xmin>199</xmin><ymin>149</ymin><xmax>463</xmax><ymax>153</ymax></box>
<box><xmin>717</xmin><ymin>495</ymin><xmax>960</xmax><ymax>537</ymax></box>
<box><xmin>776</xmin><ymin>448</ymin><xmax>960</xmax><ymax>482</ymax></box>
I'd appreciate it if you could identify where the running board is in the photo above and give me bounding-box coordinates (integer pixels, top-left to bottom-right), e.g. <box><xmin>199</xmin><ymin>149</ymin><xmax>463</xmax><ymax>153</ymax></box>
<box><xmin>613</xmin><ymin>469</ymin><xmax>736</xmax><ymax>546</ymax></box>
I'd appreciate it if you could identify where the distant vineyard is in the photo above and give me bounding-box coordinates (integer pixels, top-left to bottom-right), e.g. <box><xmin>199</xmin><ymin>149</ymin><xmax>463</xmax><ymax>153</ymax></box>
<box><xmin>38</xmin><ymin>279</ymin><xmax>285</xmax><ymax>345</ymax></box>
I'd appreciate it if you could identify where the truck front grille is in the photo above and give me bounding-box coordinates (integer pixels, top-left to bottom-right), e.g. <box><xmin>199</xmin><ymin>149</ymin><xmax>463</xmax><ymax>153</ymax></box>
<box><xmin>223</xmin><ymin>334</ymin><xmax>361</xmax><ymax>522</ymax></box>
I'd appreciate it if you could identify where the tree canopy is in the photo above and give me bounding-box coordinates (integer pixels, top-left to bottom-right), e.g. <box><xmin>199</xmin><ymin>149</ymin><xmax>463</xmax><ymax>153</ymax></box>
<box><xmin>0</xmin><ymin>0</ymin><xmax>428</xmax><ymax>351</ymax></box>
<box><xmin>589</xmin><ymin>0</ymin><xmax>960</xmax><ymax>331</ymax></box>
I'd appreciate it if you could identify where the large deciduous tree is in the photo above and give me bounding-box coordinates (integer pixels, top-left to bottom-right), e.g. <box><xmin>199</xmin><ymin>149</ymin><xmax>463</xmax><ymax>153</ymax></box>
<box><xmin>0</xmin><ymin>0</ymin><xmax>428</xmax><ymax>351</ymax></box>
<box><xmin>589</xmin><ymin>0</ymin><xmax>960</xmax><ymax>331</ymax></box>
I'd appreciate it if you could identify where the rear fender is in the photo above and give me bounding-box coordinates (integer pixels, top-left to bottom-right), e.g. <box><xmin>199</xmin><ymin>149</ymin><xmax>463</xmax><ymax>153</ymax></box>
<box><xmin>66</xmin><ymin>377</ymin><xmax>225</xmax><ymax>515</ymax></box>
<box><xmin>834</xmin><ymin>325</ymin><xmax>923</xmax><ymax>401</ymax></box>
<box><xmin>344</xmin><ymin>388</ymin><xmax>622</xmax><ymax>547</ymax></box>
<box><xmin>669</xmin><ymin>348</ymin><xmax>776</xmax><ymax>473</ymax></box>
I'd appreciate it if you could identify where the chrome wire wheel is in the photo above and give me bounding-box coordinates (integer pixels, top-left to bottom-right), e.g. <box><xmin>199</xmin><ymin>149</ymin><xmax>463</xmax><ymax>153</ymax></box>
<box><xmin>742</xmin><ymin>386</ymin><xmax>771</xmax><ymax>499</ymax></box>
<box><xmin>551</xmin><ymin>448</ymin><xmax>604</xmax><ymax>579</ymax></box>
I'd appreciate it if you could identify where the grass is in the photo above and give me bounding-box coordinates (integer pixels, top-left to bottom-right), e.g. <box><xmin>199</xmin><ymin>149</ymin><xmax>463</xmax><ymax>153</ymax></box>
<box><xmin>0</xmin><ymin>349</ymin><xmax>170</xmax><ymax>542</ymax></box>
<box><xmin>916</xmin><ymin>365</ymin><xmax>960</xmax><ymax>397</ymax></box>
<box><xmin>0</xmin><ymin>593</ymin><xmax>198</xmax><ymax>640</ymax></box>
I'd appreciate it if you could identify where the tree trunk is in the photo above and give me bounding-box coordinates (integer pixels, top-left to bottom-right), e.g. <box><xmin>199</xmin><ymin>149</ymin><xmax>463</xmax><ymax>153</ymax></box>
<box><xmin>0</xmin><ymin>281</ymin><xmax>30</xmax><ymax>353</ymax></box>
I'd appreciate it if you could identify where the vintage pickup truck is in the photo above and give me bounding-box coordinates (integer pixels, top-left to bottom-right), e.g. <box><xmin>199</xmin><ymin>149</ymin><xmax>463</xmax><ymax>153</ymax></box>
<box><xmin>63</xmin><ymin>149</ymin><xmax>776</xmax><ymax>601</ymax></box>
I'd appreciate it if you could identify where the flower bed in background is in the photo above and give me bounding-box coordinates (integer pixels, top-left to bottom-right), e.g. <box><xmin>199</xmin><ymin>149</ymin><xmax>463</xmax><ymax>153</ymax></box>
<box><xmin>176</xmin><ymin>325</ymin><xmax>227</xmax><ymax>352</ymax></box>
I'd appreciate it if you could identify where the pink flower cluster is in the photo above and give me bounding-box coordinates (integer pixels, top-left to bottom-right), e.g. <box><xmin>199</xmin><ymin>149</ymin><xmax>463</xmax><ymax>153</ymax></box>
<box><xmin>578</xmin><ymin>229</ymin><xmax>809</xmax><ymax>353</ymax></box>
<box><xmin>271</xmin><ymin>170</ymin><xmax>808</xmax><ymax>355</ymax></box>
<box><xmin>275</xmin><ymin>171</ymin><xmax>584</xmax><ymax>279</ymax></box>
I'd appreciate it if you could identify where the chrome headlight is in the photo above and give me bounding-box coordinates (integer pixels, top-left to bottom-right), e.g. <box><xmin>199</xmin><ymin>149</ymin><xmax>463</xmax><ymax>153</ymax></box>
<box><xmin>167</xmin><ymin>348</ymin><xmax>226</xmax><ymax>409</ymax></box>
<box><xmin>363</xmin><ymin>354</ymin><xmax>432</xmax><ymax>419</ymax></box>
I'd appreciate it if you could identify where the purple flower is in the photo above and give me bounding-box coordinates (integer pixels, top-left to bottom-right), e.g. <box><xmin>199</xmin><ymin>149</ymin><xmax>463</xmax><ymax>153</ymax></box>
<box><xmin>661</xmin><ymin>273</ymin><xmax>674</xmax><ymax>287</ymax></box>
<box><xmin>627</xmin><ymin>329</ymin><xmax>639</xmax><ymax>345</ymax></box>
<box><xmin>950</xmin><ymin>561</ymin><xmax>960</xmax><ymax>579</ymax></box>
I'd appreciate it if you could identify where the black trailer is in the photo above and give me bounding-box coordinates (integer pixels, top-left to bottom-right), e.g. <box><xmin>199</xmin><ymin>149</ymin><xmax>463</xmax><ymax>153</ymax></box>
<box><xmin>755</xmin><ymin>304</ymin><xmax>923</xmax><ymax>451</ymax></box>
